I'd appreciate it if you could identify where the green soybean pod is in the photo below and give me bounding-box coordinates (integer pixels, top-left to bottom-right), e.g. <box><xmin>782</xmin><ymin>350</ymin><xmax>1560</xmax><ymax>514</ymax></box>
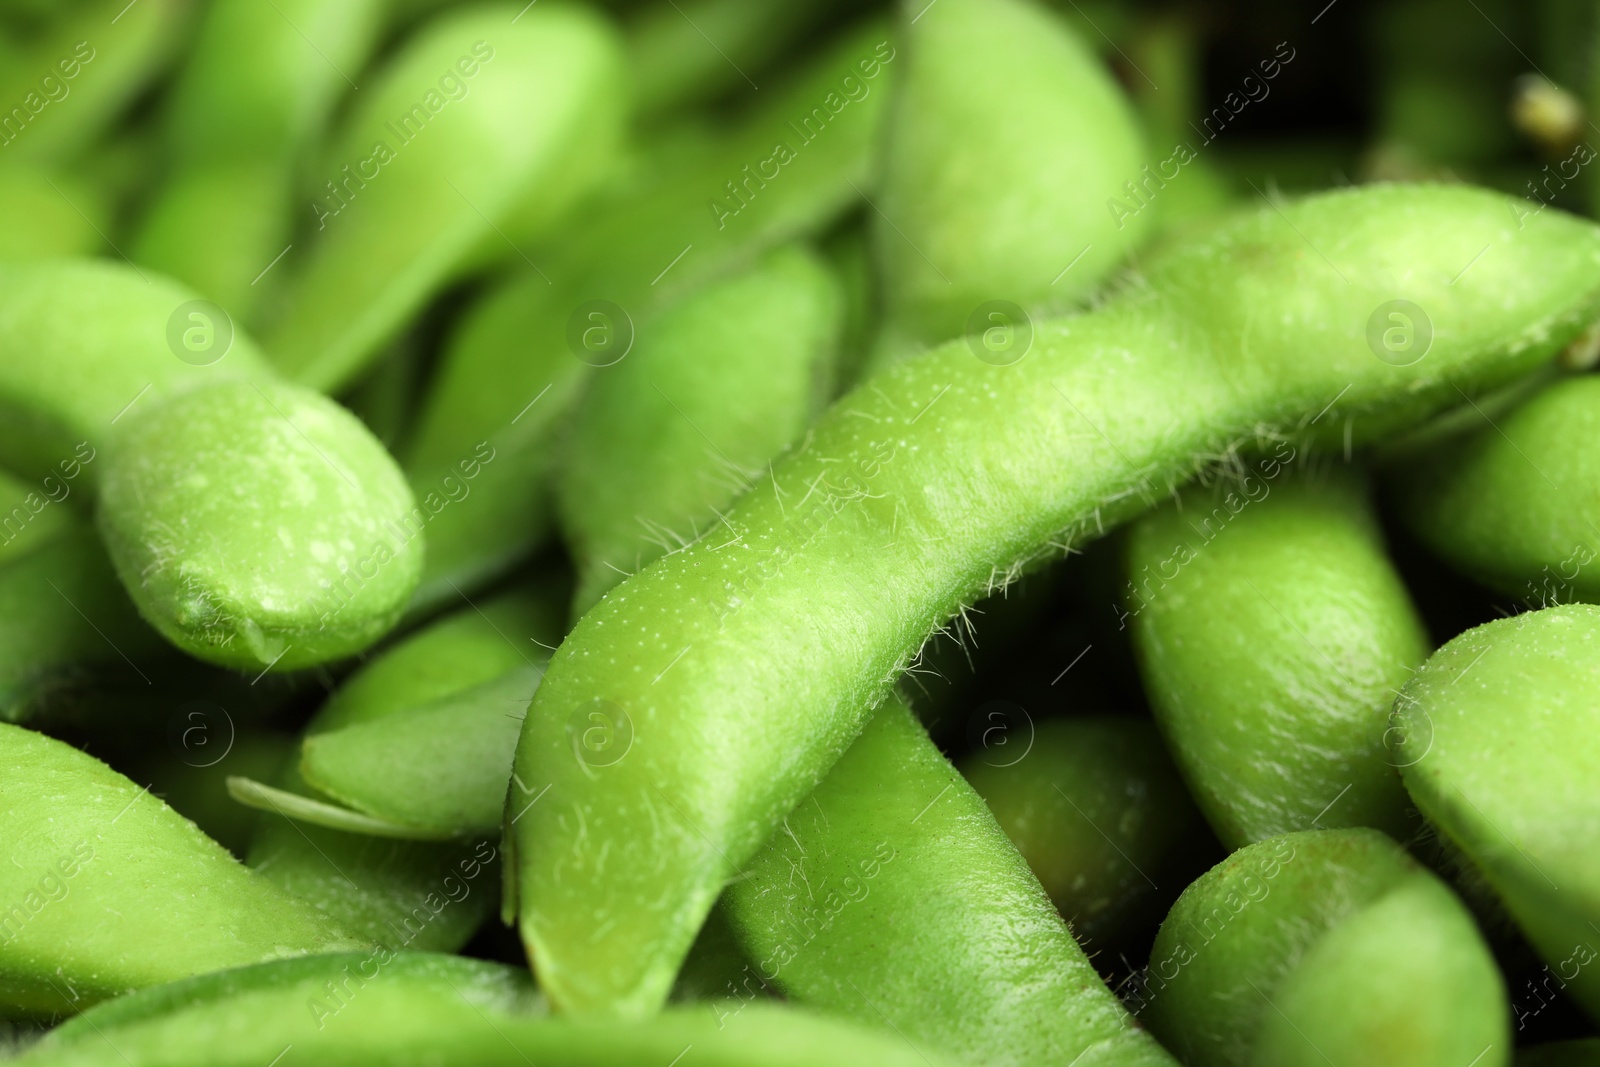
<box><xmin>0</xmin><ymin>526</ymin><xmax>162</xmax><ymax>723</ymax></box>
<box><xmin>1123</xmin><ymin>467</ymin><xmax>1425</xmax><ymax>848</ymax></box>
<box><xmin>401</xmin><ymin>19</ymin><xmax>896</xmax><ymax>606</ymax></box>
<box><xmin>626</xmin><ymin>0</ymin><xmax>846</xmax><ymax>117</ymax></box>
<box><xmin>0</xmin><ymin>260</ymin><xmax>424</xmax><ymax>671</ymax></box>
<box><xmin>0</xmin><ymin>0</ymin><xmax>186</xmax><ymax>166</ymax></box>
<box><xmin>14</xmin><ymin>956</ymin><xmax>948</xmax><ymax>1067</ymax></box>
<box><xmin>958</xmin><ymin>716</ymin><xmax>1208</xmax><ymax>949</ymax></box>
<box><xmin>1520</xmin><ymin>1042</ymin><xmax>1600</xmax><ymax>1066</ymax></box>
<box><xmin>873</xmin><ymin>0</ymin><xmax>1148</xmax><ymax>353</ymax></box>
<box><xmin>510</xmin><ymin>184</ymin><xmax>1600</xmax><ymax>1018</ymax></box>
<box><xmin>236</xmin><ymin>587</ymin><xmax>560</xmax><ymax>950</ymax></box>
<box><xmin>1392</xmin><ymin>604</ymin><xmax>1600</xmax><ymax>1020</ymax></box>
<box><xmin>559</xmin><ymin>244</ymin><xmax>842</xmax><ymax>615</ymax></box>
<box><xmin>0</xmin><ymin>167</ymin><xmax>106</xmax><ymax>260</ymax></box>
<box><xmin>133</xmin><ymin>0</ymin><xmax>384</xmax><ymax>317</ymax></box>
<box><xmin>1386</xmin><ymin>375</ymin><xmax>1600</xmax><ymax>606</ymax></box>
<box><xmin>1140</xmin><ymin>829</ymin><xmax>1506</xmax><ymax>1067</ymax></box>
<box><xmin>266</xmin><ymin>3</ymin><xmax>626</xmax><ymax>394</ymax></box>
<box><xmin>0</xmin><ymin>723</ymin><xmax>364</xmax><ymax>1016</ymax></box>
<box><xmin>725</xmin><ymin>697</ymin><xmax>1176</xmax><ymax>1067</ymax></box>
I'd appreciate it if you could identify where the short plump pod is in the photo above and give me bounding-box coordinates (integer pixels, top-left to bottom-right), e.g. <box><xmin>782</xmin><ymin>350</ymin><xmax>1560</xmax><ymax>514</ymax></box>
<box><xmin>0</xmin><ymin>260</ymin><xmax>423</xmax><ymax>671</ymax></box>
<box><xmin>1519</xmin><ymin>1041</ymin><xmax>1600</xmax><ymax>1066</ymax></box>
<box><xmin>0</xmin><ymin>471</ymin><xmax>163</xmax><ymax>722</ymax></box>
<box><xmin>511</xmin><ymin>184</ymin><xmax>1600</xmax><ymax>1018</ymax></box>
<box><xmin>873</xmin><ymin>0</ymin><xmax>1148</xmax><ymax>354</ymax></box>
<box><xmin>1140</xmin><ymin>829</ymin><xmax>1507</xmax><ymax>1067</ymax></box>
<box><xmin>1124</xmin><ymin>465</ymin><xmax>1426</xmax><ymax>848</ymax></box>
<box><xmin>0</xmin><ymin>723</ymin><xmax>365</xmax><ymax>1016</ymax></box>
<box><xmin>558</xmin><ymin>244</ymin><xmax>843</xmax><ymax>616</ymax></box>
<box><xmin>133</xmin><ymin>0</ymin><xmax>384</xmax><ymax>317</ymax></box>
<box><xmin>1386</xmin><ymin>374</ymin><xmax>1600</xmax><ymax>606</ymax></box>
<box><xmin>724</xmin><ymin>697</ymin><xmax>1177</xmax><ymax>1067</ymax></box>
<box><xmin>266</xmin><ymin>3</ymin><xmax>627</xmax><ymax>394</ymax></box>
<box><xmin>958</xmin><ymin>716</ymin><xmax>1208</xmax><ymax>949</ymax></box>
<box><xmin>401</xmin><ymin>19</ymin><xmax>895</xmax><ymax>607</ymax></box>
<box><xmin>14</xmin><ymin>953</ymin><xmax>948</xmax><ymax>1067</ymax></box>
<box><xmin>236</xmin><ymin>586</ymin><xmax>563</xmax><ymax>949</ymax></box>
<box><xmin>0</xmin><ymin>0</ymin><xmax>185</xmax><ymax>166</ymax></box>
<box><xmin>1392</xmin><ymin>604</ymin><xmax>1600</xmax><ymax>1021</ymax></box>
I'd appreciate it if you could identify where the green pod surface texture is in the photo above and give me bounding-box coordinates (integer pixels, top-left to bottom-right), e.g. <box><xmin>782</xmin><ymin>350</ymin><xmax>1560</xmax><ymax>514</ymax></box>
<box><xmin>0</xmin><ymin>260</ymin><xmax>424</xmax><ymax>671</ymax></box>
<box><xmin>875</xmin><ymin>0</ymin><xmax>1148</xmax><ymax>351</ymax></box>
<box><xmin>1394</xmin><ymin>604</ymin><xmax>1600</xmax><ymax>1021</ymax></box>
<box><xmin>401</xmin><ymin>19</ymin><xmax>895</xmax><ymax>605</ymax></box>
<box><xmin>15</xmin><ymin>954</ymin><xmax>947</xmax><ymax>1067</ymax></box>
<box><xmin>958</xmin><ymin>716</ymin><xmax>1207</xmax><ymax>948</ymax></box>
<box><xmin>511</xmin><ymin>184</ymin><xmax>1600</xmax><ymax>1018</ymax></box>
<box><xmin>0</xmin><ymin>168</ymin><xmax>106</xmax><ymax>261</ymax></box>
<box><xmin>1388</xmin><ymin>374</ymin><xmax>1600</xmax><ymax>605</ymax></box>
<box><xmin>1141</xmin><ymin>829</ymin><xmax>1507</xmax><ymax>1067</ymax></box>
<box><xmin>242</xmin><ymin>587</ymin><xmax>560</xmax><ymax>949</ymax></box>
<box><xmin>724</xmin><ymin>697</ymin><xmax>1176</xmax><ymax>1067</ymax></box>
<box><xmin>0</xmin><ymin>724</ymin><xmax>364</xmax><ymax>1016</ymax></box>
<box><xmin>1125</xmin><ymin>467</ymin><xmax>1425</xmax><ymax>848</ymax></box>
<box><xmin>134</xmin><ymin>0</ymin><xmax>384</xmax><ymax>315</ymax></box>
<box><xmin>266</xmin><ymin>3</ymin><xmax>626</xmax><ymax>393</ymax></box>
<box><xmin>559</xmin><ymin>244</ymin><xmax>842</xmax><ymax>615</ymax></box>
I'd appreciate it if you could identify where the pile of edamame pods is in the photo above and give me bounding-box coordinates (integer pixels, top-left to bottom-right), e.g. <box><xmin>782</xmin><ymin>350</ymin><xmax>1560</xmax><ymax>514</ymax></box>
<box><xmin>4</xmin><ymin>0</ymin><xmax>1600</xmax><ymax>1063</ymax></box>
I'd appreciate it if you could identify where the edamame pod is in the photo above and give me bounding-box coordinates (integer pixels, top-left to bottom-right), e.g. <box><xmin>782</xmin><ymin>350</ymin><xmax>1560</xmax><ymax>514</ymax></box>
<box><xmin>15</xmin><ymin>953</ymin><xmax>946</xmax><ymax>1067</ymax></box>
<box><xmin>1124</xmin><ymin>467</ymin><xmax>1425</xmax><ymax>847</ymax></box>
<box><xmin>1393</xmin><ymin>604</ymin><xmax>1600</xmax><ymax>1021</ymax></box>
<box><xmin>133</xmin><ymin>0</ymin><xmax>384</xmax><ymax>317</ymax></box>
<box><xmin>0</xmin><ymin>0</ymin><xmax>186</xmax><ymax>166</ymax></box>
<box><xmin>0</xmin><ymin>723</ymin><xmax>364</xmax><ymax>1016</ymax></box>
<box><xmin>626</xmin><ymin>0</ymin><xmax>846</xmax><ymax>116</ymax></box>
<box><xmin>0</xmin><ymin>167</ymin><xmax>106</xmax><ymax>260</ymax></box>
<box><xmin>873</xmin><ymin>0</ymin><xmax>1147</xmax><ymax>354</ymax></box>
<box><xmin>511</xmin><ymin>184</ymin><xmax>1600</xmax><ymax>1018</ymax></box>
<box><xmin>0</xmin><ymin>526</ymin><xmax>162</xmax><ymax>723</ymax></box>
<box><xmin>266</xmin><ymin>3</ymin><xmax>627</xmax><ymax>393</ymax></box>
<box><xmin>724</xmin><ymin>697</ymin><xmax>1177</xmax><ymax>1067</ymax></box>
<box><xmin>1140</xmin><ymin>829</ymin><xmax>1506</xmax><ymax>1066</ymax></box>
<box><xmin>1386</xmin><ymin>375</ymin><xmax>1600</xmax><ymax>606</ymax></box>
<box><xmin>240</xmin><ymin>586</ymin><xmax>561</xmax><ymax>949</ymax></box>
<box><xmin>402</xmin><ymin>20</ymin><xmax>896</xmax><ymax>604</ymax></box>
<box><xmin>958</xmin><ymin>716</ymin><xmax>1208</xmax><ymax>949</ymax></box>
<box><xmin>0</xmin><ymin>260</ymin><xmax>424</xmax><ymax>671</ymax></box>
<box><xmin>558</xmin><ymin>244</ymin><xmax>842</xmax><ymax>615</ymax></box>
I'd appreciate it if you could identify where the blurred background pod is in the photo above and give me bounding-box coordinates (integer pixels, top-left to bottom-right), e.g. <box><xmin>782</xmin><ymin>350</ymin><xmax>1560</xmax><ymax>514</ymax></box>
<box><xmin>131</xmin><ymin>0</ymin><xmax>385</xmax><ymax>321</ymax></box>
